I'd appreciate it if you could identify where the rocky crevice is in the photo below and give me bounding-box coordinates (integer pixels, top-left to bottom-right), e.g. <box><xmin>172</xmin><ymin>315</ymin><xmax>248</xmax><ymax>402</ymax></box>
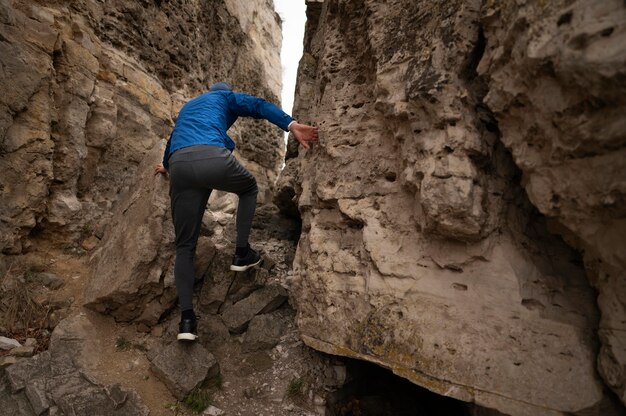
<box><xmin>1</xmin><ymin>0</ymin><xmax>626</xmax><ymax>415</ymax></box>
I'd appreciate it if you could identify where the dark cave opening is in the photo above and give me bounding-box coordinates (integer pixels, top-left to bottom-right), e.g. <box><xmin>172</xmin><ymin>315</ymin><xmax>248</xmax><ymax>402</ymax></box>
<box><xmin>325</xmin><ymin>357</ymin><xmax>473</xmax><ymax>416</ymax></box>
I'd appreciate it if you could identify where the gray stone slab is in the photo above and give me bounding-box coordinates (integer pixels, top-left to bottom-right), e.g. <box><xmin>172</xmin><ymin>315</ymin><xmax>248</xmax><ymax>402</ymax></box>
<box><xmin>0</xmin><ymin>376</ymin><xmax>36</xmax><ymax>416</ymax></box>
<box><xmin>4</xmin><ymin>316</ymin><xmax>149</xmax><ymax>415</ymax></box>
<box><xmin>5</xmin><ymin>352</ymin><xmax>51</xmax><ymax>393</ymax></box>
<box><xmin>220</xmin><ymin>285</ymin><xmax>287</xmax><ymax>334</ymax></box>
<box><xmin>150</xmin><ymin>341</ymin><xmax>219</xmax><ymax>400</ymax></box>
<box><xmin>198</xmin><ymin>315</ymin><xmax>230</xmax><ymax>351</ymax></box>
<box><xmin>0</xmin><ymin>336</ymin><xmax>21</xmax><ymax>350</ymax></box>
<box><xmin>199</xmin><ymin>249</ymin><xmax>237</xmax><ymax>314</ymax></box>
<box><xmin>242</xmin><ymin>312</ymin><xmax>287</xmax><ymax>352</ymax></box>
<box><xmin>25</xmin><ymin>380</ymin><xmax>49</xmax><ymax>415</ymax></box>
<box><xmin>226</xmin><ymin>267</ymin><xmax>267</xmax><ymax>304</ymax></box>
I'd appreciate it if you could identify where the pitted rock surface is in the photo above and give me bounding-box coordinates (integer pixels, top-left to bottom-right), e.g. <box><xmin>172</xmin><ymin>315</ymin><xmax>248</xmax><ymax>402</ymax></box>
<box><xmin>0</xmin><ymin>0</ymin><xmax>286</xmax><ymax>323</ymax></box>
<box><xmin>278</xmin><ymin>0</ymin><xmax>626</xmax><ymax>415</ymax></box>
<box><xmin>0</xmin><ymin>0</ymin><xmax>284</xmax><ymax>256</ymax></box>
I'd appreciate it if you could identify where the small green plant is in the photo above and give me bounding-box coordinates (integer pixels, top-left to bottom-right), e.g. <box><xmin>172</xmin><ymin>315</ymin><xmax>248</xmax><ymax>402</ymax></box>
<box><xmin>115</xmin><ymin>336</ymin><xmax>132</xmax><ymax>351</ymax></box>
<box><xmin>286</xmin><ymin>377</ymin><xmax>304</xmax><ymax>398</ymax></box>
<box><xmin>183</xmin><ymin>388</ymin><xmax>211</xmax><ymax>413</ymax></box>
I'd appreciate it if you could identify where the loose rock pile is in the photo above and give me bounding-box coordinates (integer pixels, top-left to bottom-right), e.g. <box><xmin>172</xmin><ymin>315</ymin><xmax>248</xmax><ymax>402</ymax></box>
<box><xmin>1</xmin><ymin>316</ymin><xmax>149</xmax><ymax>416</ymax></box>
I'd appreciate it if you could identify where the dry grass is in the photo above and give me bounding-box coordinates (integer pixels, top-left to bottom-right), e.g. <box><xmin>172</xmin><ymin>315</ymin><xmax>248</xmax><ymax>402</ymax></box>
<box><xmin>0</xmin><ymin>261</ymin><xmax>51</xmax><ymax>347</ymax></box>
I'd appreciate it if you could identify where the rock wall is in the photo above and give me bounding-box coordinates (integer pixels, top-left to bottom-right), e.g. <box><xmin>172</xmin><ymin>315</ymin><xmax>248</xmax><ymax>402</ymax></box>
<box><xmin>0</xmin><ymin>0</ymin><xmax>284</xmax><ymax>255</ymax></box>
<box><xmin>280</xmin><ymin>0</ymin><xmax>626</xmax><ymax>415</ymax></box>
<box><xmin>479</xmin><ymin>1</ymin><xmax>626</xmax><ymax>405</ymax></box>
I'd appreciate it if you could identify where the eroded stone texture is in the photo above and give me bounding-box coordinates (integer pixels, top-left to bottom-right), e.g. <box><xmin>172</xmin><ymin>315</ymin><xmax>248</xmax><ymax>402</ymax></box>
<box><xmin>0</xmin><ymin>0</ymin><xmax>285</xmax><ymax>255</ymax></box>
<box><xmin>149</xmin><ymin>341</ymin><xmax>219</xmax><ymax>400</ymax></box>
<box><xmin>221</xmin><ymin>285</ymin><xmax>288</xmax><ymax>334</ymax></box>
<box><xmin>84</xmin><ymin>144</ymin><xmax>177</xmax><ymax>324</ymax></box>
<box><xmin>1</xmin><ymin>315</ymin><xmax>149</xmax><ymax>415</ymax></box>
<box><xmin>0</xmin><ymin>0</ymin><xmax>286</xmax><ymax>323</ymax></box>
<box><xmin>478</xmin><ymin>0</ymin><xmax>626</xmax><ymax>404</ymax></box>
<box><xmin>280</xmin><ymin>0</ymin><xmax>624</xmax><ymax>415</ymax></box>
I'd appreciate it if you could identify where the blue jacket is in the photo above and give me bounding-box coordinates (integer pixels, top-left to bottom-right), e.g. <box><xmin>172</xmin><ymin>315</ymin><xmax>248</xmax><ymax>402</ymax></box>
<box><xmin>162</xmin><ymin>90</ymin><xmax>294</xmax><ymax>169</ymax></box>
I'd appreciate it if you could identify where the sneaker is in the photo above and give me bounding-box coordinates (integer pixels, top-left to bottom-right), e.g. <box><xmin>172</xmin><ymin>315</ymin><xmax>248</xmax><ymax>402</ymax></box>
<box><xmin>230</xmin><ymin>247</ymin><xmax>262</xmax><ymax>272</ymax></box>
<box><xmin>177</xmin><ymin>318</ymin><xmax>198</xmax><ymax>341</ymax></box>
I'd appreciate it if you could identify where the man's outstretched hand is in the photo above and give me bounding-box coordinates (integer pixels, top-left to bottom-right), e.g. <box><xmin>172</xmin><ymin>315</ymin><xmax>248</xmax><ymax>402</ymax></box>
<box><xmin>289</xmin><ymin>122</ymin><xmax>319</xmax><ymax>149</ymax></box>
<box><xmin>154</xmin><ymin>163</ymin><xmax>168</xmax><ymax>176</ymax></box>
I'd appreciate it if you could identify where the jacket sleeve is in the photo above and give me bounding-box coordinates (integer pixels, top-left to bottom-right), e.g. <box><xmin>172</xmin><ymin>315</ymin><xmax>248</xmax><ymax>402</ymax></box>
<box><xmin>229</xmin><ymin>92</ymin><xmax>294</xmax><ymax>131</ymax></box>
<box><xmin>162</xmin><ymin>133</ymin><xmax>172</xmax><ymax>170</ymax></box>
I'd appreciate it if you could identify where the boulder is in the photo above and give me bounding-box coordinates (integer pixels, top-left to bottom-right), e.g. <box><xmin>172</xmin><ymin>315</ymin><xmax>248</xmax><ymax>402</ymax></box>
<box><xmin>198</xmin><ymin>245</ymin><xmax>238</xmax><ymax>315</ymax></box>
<box><xmin>242</xmin><ymin>311</ymin><xmax>287</xmax><ymax>352</ymax></box>
<box><xmin>197</xmin><ymin>316</ymin><xmax>231</xmax><ymax>351</ymax></box>
<box><xmin>84</xmin><ymin>144</ymin><xmax>177</xmax><ymax>325</ymax></box>
<box><xmin>149</xmin><ymin>341</ymin><xmax>219</xmax><ymax>400</ymax></box>
<box><xmin>0</xmin><ymin>336</ymin><xmax>21</xmax><ymax>350</ymax></box>
<box><xmin>479</xmin><ymin>0</ymin><xmax>626</xmax><ymax>404</ymax></box>
<box><xmin>1</xmin><ymin>315</ymin><xmax>149</xmax><ymax>415</ymax></box>
<box><xmin>220</xmin><ymin>285</ymin><xmax>288</xmax><ymax>334</ymax></box>
<box><xmin>280</xmin><ymin>0</ymin><xmax>625</xmax><ymax>414</ymax></box>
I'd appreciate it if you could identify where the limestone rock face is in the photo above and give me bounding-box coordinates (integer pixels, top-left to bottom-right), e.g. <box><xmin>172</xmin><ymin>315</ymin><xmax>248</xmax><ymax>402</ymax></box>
<box><xmin>478</xmin><ymin>0</ymin><xmax>626</xmax><ymax>404</ymax></box>
<box><xmin>1</xmin><ymin>0</ymin><xmax>286</xmax><ymax>323</ymax></box>
<box><xmin>281</xmin><ymin>0</ymin><xmax>625</xmax><ymax>415</ymax></box>
<box><xmin>0</xmin><ymin>0</ymin><xmax>284</xmax><ymax>255</ymax></box>
<box><xmin>84</xmin><ymin>144</ymin><xmax>176</xmax><ymax>324</ymax></box>
<box><xmin>224</xmin><ymin>0</ymin><xmax>283</xmax><ymax>96</ymax></box>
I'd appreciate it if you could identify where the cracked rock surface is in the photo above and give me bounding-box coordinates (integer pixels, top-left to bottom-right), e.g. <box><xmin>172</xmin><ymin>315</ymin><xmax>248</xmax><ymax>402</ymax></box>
<box><xmin>278</xmin><ymin>1</ymin><xmax>626</xmax><ymax>415</ymax></box>
<box><xmin>1</xmin><ymin>315</ymin><xmax>149</xmax><ymax>416</ymax></box>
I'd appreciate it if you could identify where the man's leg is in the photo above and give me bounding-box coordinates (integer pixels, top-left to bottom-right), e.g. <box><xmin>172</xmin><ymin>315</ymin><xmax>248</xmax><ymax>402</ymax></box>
<box><xmin>200</xmin><ymin>152</ymin><xmax>260</xmax><ymax>270</ymax></box>
<box><xmin>232</xmin><ymin>170</ymin><xmax>258</xmax><ymax>249</ymax></box>
<box><xmin>172</xmin><ymin>188</ymin><xmax>211</xmax><ymax>312</ymax></box>
<box><xmin>209</xmin><ymin>153</ymin><xmax>259</xmax><ymax>250</ymax></box>
<box><xmin>184</xmin><ymin>148</ymin><xmax>260</xmax><ymax>270</ymax></box>
<box><xmin>170</xmin><ymin>162</ymin><xmax>211</xmax><ymax>332</ymax></box>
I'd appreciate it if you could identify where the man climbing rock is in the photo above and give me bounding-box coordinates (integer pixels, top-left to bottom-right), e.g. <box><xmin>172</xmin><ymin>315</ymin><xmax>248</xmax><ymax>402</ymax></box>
<box><xmin>154</xmin><ymin>82</ymin><xmax>318</xmax><ymax>341</ymax></box>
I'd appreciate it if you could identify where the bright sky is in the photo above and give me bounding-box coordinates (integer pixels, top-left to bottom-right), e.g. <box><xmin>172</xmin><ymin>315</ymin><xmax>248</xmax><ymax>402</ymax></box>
<box><xmin>273</xmin><ymin>0</ymin><xmax>306</xmax><ymax>114</ymax></box>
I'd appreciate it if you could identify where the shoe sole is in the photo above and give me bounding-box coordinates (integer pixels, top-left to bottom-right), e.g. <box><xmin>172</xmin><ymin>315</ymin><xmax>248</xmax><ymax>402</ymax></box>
<box><xmin>177</xmin><ymin>333</ymin><xmax>198</xmax><ymax>341</ymax></box>
<box><xmin>230</xmin><ymin>258</ymin><xmax>262</xmax><ymax>272</ymax></box>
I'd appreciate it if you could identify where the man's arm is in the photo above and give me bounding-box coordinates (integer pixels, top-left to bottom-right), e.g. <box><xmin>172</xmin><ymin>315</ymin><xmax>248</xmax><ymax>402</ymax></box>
<box><xmin>229</xmin><ymin>92</ymin><xmax>319</xmax><ymax>148</ymax></box>
<box><xmin>155</xmin><ymin>133</ymin><xmax>172</xmax><ymax>176</ymax></box>
<box><xmin>229</xmin><ymin>92</ymin><xmax>294</xmax><ymax>131</ymax></box>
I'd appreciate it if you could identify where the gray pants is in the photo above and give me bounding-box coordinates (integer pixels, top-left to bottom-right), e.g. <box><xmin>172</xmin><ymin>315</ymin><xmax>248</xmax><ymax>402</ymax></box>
<box><xmin>169</xmin><ymin>145</ymin><xmax>258</xmax><ymax>311</ymax></box>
